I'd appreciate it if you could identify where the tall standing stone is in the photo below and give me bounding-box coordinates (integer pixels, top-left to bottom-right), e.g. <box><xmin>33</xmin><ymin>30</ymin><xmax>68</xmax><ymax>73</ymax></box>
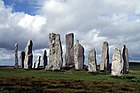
<box><xmin>111</xmin><ymin>48</ymin><xmax>123</xmax><ymax>76</ymax></box>
<box><xmin>122</xmin><ymin>45</ymin><xmax>129</xmax><ymax>73</ymax></box>
<box><xmin>45</xmin><ymin>33</ymin><xmax>63</xmax><ymax>70</ymax></box>
<box><xmin>100</xmin><ymin>41</ymin><xmax>109</xmax><ymax>72</ymax></box>
<box><xmin>65</xmin><ymin>33</ymin><xmax>74</xmax><ymax>67</ymax></box>
<box><xmin>43</xmin><ymin>50</ymin><xmax>47</xmax><ymax>68</ymax></box>
<box><xmin>15</xmin><ymin>43</ymin><xmax>18</xmax><ymax>69</ymax></box>
<box><xmin>24</xmin><ymin>40</ymin><xmax>33</xmax><ymax>69</ymax></box>
<box><xmin>74</xmin><ymin>40</ymin><xmax>84</xmax><ymax>70</ymax></box>
<box><xmin>88</xmin><ymin>48</ymin><xmax>97</xmax><ymax>72</ymax></box>
<box><xmin>20</xmin><ymin>51</ymin><xmax>25</xmax><ymax>68</ymax></box>
<box><xmin>35</xmin><ymin>56</ymin><xmax>41</xmax><ymax>68</ymax></box>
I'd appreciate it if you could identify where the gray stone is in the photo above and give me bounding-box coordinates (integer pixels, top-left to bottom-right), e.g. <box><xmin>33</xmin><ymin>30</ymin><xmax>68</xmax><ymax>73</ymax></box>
<box><xmin>111</xmin><ymin>48</ymin><xmax>123</xmax><ymax>76</ymax></box>
<box><xmin>24</xmin><ymin>40</ymin><xmax>33</xmax><ymax>69</ymax></box>
<box><xmin>43</xmin><ymin>50</ymin><xmax>48</xmax><ymax>68</ymax></box>
<box><xmin>100</xmin><ymin>41</ymin><xmax>109</xmax><ymax>71</ymax></box>
<box><xmin>20</xmin><ymin>51</ymin><xmax>25</xmax><ymax>68</ymax></box>
<box><xmin>88</xmin><ymin>48</ymin><xmax>97</xmax><ymax>72</ymax></box>
<box><xmin>32</xmin><ymin>62</ymin><xmax>36</xmax><ymax>69</ymax></box>
<box><xmin>65</xmin><ymin>33</ymin><xmax>74</xmax><ymax>67</ymax></box>
<box><xmin>35</xmin><ymin>56</ymin><xmax>41</xmax><ymax>68</ymax></box>
<box><xmin>122</xmin><ymin>45</ymin><xmax>129</xmax><ymax>73</ymax></box>
<box><xmin>46</xmin><ymin>33</ymin><xmax>63</xmax><ymax>70</ymax></box>
<box><xmin>74</xmin><ymin>40</ymin><xmax>84</xmax><ymax>70</ymax></box>
<box><xmin>15</xmin><ymin>43</ymin><xmax>18</xmax><ymax>69</ymax></box>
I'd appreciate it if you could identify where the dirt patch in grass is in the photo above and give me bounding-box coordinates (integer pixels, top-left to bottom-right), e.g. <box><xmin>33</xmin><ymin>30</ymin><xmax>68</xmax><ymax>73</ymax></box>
<box><xmin>0</xmin><ymin>76</ymin><xmax>140</xmax><ymax>93</ymax></box>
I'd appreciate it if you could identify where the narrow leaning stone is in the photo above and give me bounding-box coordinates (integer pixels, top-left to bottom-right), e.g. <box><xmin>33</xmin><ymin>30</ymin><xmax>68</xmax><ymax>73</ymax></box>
<box><xmin>74</xmin><ymin>40</ymin><xmax>84</xmax><ymax>70</ymax></box>
<box><xmin>65</xmin><ymin>33</ymin><xmax>74</xmax><ymax>67</ymax></box>
<box><xmin>45</xmin><ymin>33</ymin><xmax>63</xmax><ymax>70</ymax></box>
<box><xmin>122</xmin><ymin>45</ymin><xmax>129</xmax><ymax>73</ymax></box>
<box><xmin>100</xmin><ymin>41</ymin><xmax>109</xmax><ymax>72</ymax></box>
<box><xmin>111</xmin><ymin>48</ymin><xmax>123</xmax><ymax>76</ymax></box>
<box><xmin>43</xmin><ymin>50</ymin><xmax>47</xmax><ymax>68</ymax></box>
<box><xmin>20</xmin><ymin>51</ymin><xmax>25</xmax><ymax>68</ymax></box>
<box><xmin>24</xmin><ymin>40</ymin><xmax>33</xmax><ymax>69</ymax></box>
<box><xmin>32</xmin><ymin>62</ymin><xmax>36</xmax><ymax>69</ymax></box>
<box><xmin>15</xmin><ymin>43</ymin><xmax>18</xmax><ymax>69</ymax></box>
<box><xmin>88</xmin><ymin>48</ymin><xmax>97</xmax><ymax>72</ymax></box>
<box><xmin>35</xmin><ymin>55</ymin><xmax>41</xmax><ymax>69</ymax></box>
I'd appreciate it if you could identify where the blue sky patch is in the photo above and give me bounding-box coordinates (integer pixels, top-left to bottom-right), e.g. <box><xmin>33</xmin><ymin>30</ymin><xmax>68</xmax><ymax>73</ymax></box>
<box><xmin>3</xmin><ymin>0</ymin><xmax>40</xmax><ymax>15</ymax></box>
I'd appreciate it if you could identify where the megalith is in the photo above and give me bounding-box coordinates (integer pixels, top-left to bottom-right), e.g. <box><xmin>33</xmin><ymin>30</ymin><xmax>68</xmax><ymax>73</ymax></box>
<box><xmin>15</xmin><ymin>43</ymin><xmax>18</xmax><ymax>69</ymax></box>
<box><xmin>122</xmin><ymin>45</ymin><xmax>129</xmax><ymax>73</ymax></box>
<box><xmin>24</xmin><ymin>40</ymin><xmax>33</xmax><ymax>69</ymax></box>
<box><xmin>111</xmin><ymin>48</ymin><xmax>123</xmax><ymax>76</ymax></box>
<box><xmin>88</xmin><ymin>48</ymin><xmax>97</xmax><ymax>72</ymax></box>
<box><xmin>35</xmin><ymin>56</ymin><xmax>41</xmax><ymax>68</ymax></box>
<box><xmin>46</xmin><ymin>33</ymin><xmax>63</xmax><ymax>70</ymax></box>
<box><xmin>100</xmin><ymin>41</ymin><xmax>109</xmax><ymax>71</ymax></box>
<box><xmin>32</xmin><ymin>62</ymin><xmax>36</xmax><ymax>69</ymax></box>
<box><xmin>43</xmin><ymin>50</ymin><xmax>48</xmax><ymax>68</ymax></box>
<box><xmin>20</xmin><ymin>51</ymin><xmax>25</xmax><ymax>68</ymax></box>
<box><xmin>74</xmin><ymin>40</ymin><xmax>84</xmax><ymax>70</ymax></box>
<box><xmin>65</xmin><ymin>33</ymin><xmax>74</xmax><ymax>67</ymax></box>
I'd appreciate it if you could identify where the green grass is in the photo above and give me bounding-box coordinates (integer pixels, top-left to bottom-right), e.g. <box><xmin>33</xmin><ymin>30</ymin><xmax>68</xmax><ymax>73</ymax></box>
<box><xmin>0</xmin><ymin>66</ymin><xmax>140</xmax><ymax>93</ymax></box>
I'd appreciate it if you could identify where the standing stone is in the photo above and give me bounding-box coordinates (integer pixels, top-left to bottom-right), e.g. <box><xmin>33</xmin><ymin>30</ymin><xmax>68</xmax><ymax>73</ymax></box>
<box><xmin>20</xmin><ymin>51</ymin><xmax>25</xmax><ymax>68</ymax></box>
<box><xmin>43</xmin><ymin>50</ymin><xmax>47</xmax><ymax>68</ymax></box>
<box><xmin>24</xmin><ymin>40</ymin><xmax>33</xmax><ymax>69</ymax></box>
<box><xmin>122</xmin><ymin>45</ymin><xmax>129</xmax><ymax>73</ymax></box>
<box><xmin>88</xmin><ymin>48</ymin><xmax>97</xmax><ymax>72</ymax></box>
<box><xmin>35</xmin><ymin>56</ymin><xmax>41</xmax><ymax>68</ymax></box>
<box><xmin>111</xmin><ymin>48</ymin><xmax>123</xmax><ymax>76</ymax></box>
<box><xmin>65</xmin><ymin>33</ymin><xmax>74</xmax><ymax>67</ymax></box>
<box><xmin>32</xmin><ymin>62</ymin><xmax>36</xmax><ymax>69</ymax></box>
<box><xmin>15</xmin><ymin>43</ymin><xmax>18</xmax><ymax>69</ymax></box>
<box><xmin>45</xmin><ymin>33</ymin><xmax>63</xmax><ymax>70</ymax></box>
<box><xmin>100</xmin><ymin>41</ymin><xmax>109</xmax><ymax>72</ymax></box>
<box><xmin>74</xmin><ymin>40</ymin><xmax>84</xmax><ymax>70</ymax></box>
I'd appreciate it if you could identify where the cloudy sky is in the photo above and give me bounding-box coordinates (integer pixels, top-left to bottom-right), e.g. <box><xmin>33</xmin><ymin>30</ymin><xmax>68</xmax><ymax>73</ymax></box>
<box><xmin>0</xmin><ymin>0</ymin><xmax>140</xmax><ymax>66</ymax></box>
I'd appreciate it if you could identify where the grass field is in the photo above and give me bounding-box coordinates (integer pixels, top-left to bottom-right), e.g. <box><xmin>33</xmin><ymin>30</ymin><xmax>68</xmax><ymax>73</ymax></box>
<box><xmin>0</xmin><ymin>63</ymin><xmax>140</xmax><ymax>93</ymax></box>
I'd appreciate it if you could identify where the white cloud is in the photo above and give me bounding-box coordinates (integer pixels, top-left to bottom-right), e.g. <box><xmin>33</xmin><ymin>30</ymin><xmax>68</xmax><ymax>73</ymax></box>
<box><xmin>39</xmin><ymin>0</ymin><xmax>140</xmax><ymax>63</ymax></box>
<box><xmin>18</xmin><ymin>14</ymin><xmax>46</xmax><ymax>32</ymax></box>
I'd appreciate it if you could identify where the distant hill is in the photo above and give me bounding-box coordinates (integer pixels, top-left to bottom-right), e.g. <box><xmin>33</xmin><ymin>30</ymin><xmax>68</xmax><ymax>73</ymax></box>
<box><xmin>129</xmin><ymin>62</ymin><xmax>140</xmax><ymax>71</ymax></box>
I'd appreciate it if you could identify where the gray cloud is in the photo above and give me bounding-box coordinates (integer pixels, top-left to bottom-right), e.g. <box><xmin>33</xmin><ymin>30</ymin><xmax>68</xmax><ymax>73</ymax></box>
<box><xmin>0</xmin><ymin>0</ymin><xmax>140</xmax><ymax>65</ymax></box>
<box><xmin>39</xmin><ymin>0</ymin><xmax>140</xmax><ymax>63</ymax></box>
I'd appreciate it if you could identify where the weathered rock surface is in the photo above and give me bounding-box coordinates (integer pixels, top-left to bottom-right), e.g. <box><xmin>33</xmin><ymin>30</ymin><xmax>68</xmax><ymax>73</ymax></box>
<box><xmin>122</xmin><ymin>45</ymin><xmax>129</xmax><ymax>73</ymax></box>
<box><xmin>111</xmin><ymin>48</ymin><xmax>123</xmax><ymax>76</ymax></box>
<box><xmin>20</xmin><ymin>51</ymin><xmax>25</xmax><ymax>68</ymax></box>
<box><xmin>88</xmin><ymin>48</ymin><xmax>97</xmax><ymax>72</ymax></box>
<box><xmin>65</xmin><ymin>33</ymin><xmax>74</xmax><ymax>67</ymax></box>
<box><xmin>15</xmin><ymin>43</ymin><xmax>18</xmax><ymax>69</ymax></box>
<box><xmin>74</xmin><ymin>40</ymin><xmax>84</xmax><ymax>70</ymax></box>
<box><xmin>100</xmin><ymin>41</ymin><xmax>109</xmax><ymax>71</ymax></box>
<box><xmin>43</xmin><ymin>50</ymin><xmax>47</xmax><ymax>68</ymax></box>
<box><xmin>46</xmin><ymin>33</ymin><xmax>63</xmax><ymax>70</ymax></box>
<box><xmin>24</xmin><ymin>40</ymin><xmax>33</xmax><ymax>69</ymax></box>
<box><xmin>35</xmin><ymin>56</ymin><xmax>41</xmax><ymax>68</ymax></box>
